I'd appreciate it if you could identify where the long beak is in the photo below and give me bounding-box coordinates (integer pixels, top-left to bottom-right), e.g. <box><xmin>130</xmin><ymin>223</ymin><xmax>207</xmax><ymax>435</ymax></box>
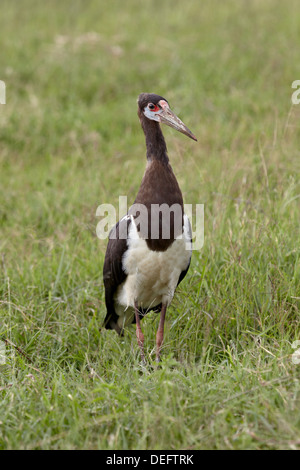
<box><xmin>159</xmin><ymin>107</ymin><xmax>197</xmax><ymax>141</ymax></box>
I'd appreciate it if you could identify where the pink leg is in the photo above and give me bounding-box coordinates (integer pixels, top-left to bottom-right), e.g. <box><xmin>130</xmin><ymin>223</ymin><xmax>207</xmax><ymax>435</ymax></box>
<box><xmin>134</xmin><ymin>302</ymin><xmax>145</xmax><ymax>363</ymax></box>
<box><xmin>156</xmin><ymin>304</ymin><xmax>167</xmax><ymax>362</ymax></box>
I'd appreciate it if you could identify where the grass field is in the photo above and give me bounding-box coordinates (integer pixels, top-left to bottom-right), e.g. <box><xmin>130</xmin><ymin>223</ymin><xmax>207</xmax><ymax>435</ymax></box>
<box><xmin>1</xmin><ymin>0</ymin><xmax>300</xmax><ymax>450</ymax></box>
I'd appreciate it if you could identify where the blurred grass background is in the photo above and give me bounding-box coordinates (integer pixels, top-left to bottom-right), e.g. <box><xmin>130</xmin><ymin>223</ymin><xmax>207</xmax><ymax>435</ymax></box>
<box><xmin>0</xmin><ymin>0</ymin><xmax>300</xmax><ymax>450</ymax></box>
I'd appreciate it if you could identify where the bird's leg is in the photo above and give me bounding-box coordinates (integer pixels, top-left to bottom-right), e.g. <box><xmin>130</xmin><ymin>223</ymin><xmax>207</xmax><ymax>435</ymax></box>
<box><xmin>134</xmin><ymin>301</ymin><xmax>145</xmax><ymax>364</ymax></box>
<box><xmin>156</xmin><ymin>304</ymin><xmax>167</xmax><ymax>363</ymax></box>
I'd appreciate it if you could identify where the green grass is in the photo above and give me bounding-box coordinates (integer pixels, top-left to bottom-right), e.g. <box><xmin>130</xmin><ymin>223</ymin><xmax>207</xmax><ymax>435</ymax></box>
<box><xmin>1</xmin><ymin>0</ymin><xmax>300</xmax><ymax>450</ymax></box>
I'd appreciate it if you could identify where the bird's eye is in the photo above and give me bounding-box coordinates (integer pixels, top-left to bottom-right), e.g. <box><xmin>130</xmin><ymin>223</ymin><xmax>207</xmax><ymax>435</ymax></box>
<box><xmin>148</xmin><ymin>103</ymin><xmax>159</xmax><ymax>112</ymax></box>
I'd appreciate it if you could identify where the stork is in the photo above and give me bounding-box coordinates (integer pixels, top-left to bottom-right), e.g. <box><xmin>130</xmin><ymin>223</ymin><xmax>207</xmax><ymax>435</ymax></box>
<box><xmin>103</xmin><ymin>93</ymin><xmax>197</xmax><ymax>363</ymax></box>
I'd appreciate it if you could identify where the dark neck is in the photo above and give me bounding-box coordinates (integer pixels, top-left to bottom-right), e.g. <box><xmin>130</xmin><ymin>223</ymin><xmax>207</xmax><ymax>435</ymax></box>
<box><xmin>139</xmin><ymin>111</ymin><xmax>169</xmax><ymax>164</ymax></box>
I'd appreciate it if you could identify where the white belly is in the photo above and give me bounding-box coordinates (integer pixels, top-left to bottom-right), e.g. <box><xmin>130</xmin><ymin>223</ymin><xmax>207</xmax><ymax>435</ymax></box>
<box><xmin>114</xmin><ymin>215</ymin><xmax>192</xmax><ymax>328</ymax></box>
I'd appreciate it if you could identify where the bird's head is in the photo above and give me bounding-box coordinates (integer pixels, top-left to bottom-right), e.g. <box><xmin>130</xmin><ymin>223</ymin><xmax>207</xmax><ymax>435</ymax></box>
<box><xmin>138</xmin><ymin>93</ymin><xmax>197</xmax><ymax>142</ymax></box>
